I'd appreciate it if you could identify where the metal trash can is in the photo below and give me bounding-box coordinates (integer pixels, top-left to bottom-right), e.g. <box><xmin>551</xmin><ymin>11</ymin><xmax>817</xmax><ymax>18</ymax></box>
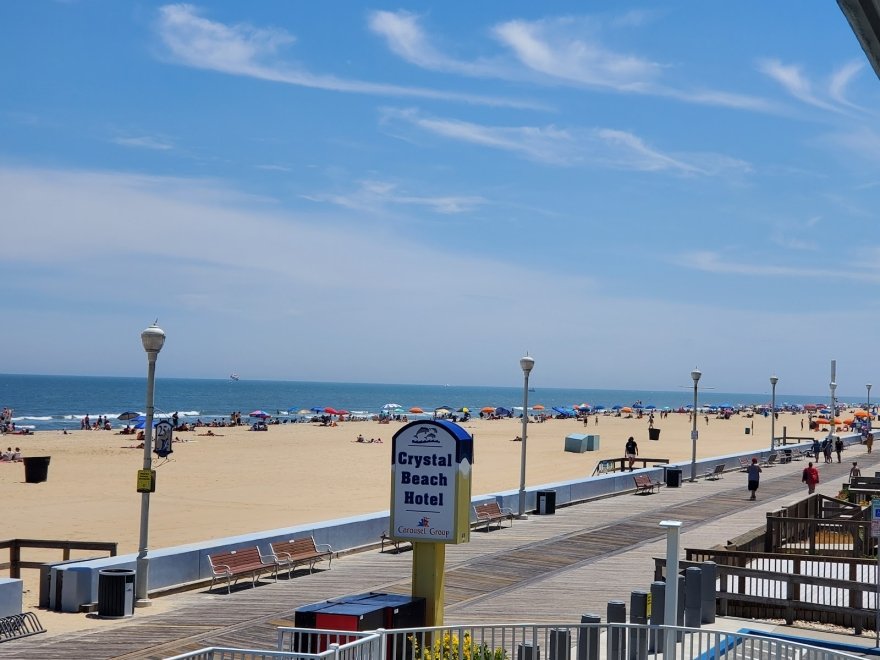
<box><xmin>97</xmin><ymin>569</ymin><xmax>135</xmax><ymax>618</ymax></box>
<box><xmin>23</xmin><ymin>456</ymin><xmax>50</xmax><ymax>483</ymax></box>
<box><xmin>665</xmin><ymin>467</ymin><xmax>682</xmax><ymax>488</ymax></box>
<box><xmin>648</xmin><ymin>428</ymin><xmax>661</xmax><ymax>441</ymax></box>
<box><xmin>744</xmin><ymin>427</ymin><xmax>751</xmax><ymax>435</ymax></box>
<box><xmin>536</xmin><ymin>490</ymin><xmax>556</xmax><ymax>515</ymax></box>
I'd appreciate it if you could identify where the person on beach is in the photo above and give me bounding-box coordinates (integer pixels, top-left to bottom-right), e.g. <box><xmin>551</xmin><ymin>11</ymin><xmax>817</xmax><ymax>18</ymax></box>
<box><xmin>625</xmin><ymin>436</ymin><xmax>638</xmax><ymax>471</ymax></box>
<box><xmin>834</xmin><ymin>437</ymin><xmax>843</xmax><ymax>463</ymax></box>
<box><xmin>746</xmin><ymin>457</ymin><xmax>762</xmax><ymax>501</ymax></box>
<box><xmin>850</xmin><ymin>462</ymin><xmax>861</xmax><ymax>481</ymax></box>
<box><xmin>802</xmin><ymin>462</ymin><xmax>820</xmax><ymax>494</ymax></box>
<box><xmin>867</xmin><ymin>432</ymin><xmax>874</xmax><ymax>454</ymax></box>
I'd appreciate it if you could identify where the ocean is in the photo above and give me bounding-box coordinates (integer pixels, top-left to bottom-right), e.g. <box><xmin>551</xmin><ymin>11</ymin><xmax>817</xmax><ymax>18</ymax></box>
<box><xmin>0</xmin><ymin>373</ymin><xmax>844</xmax><ymax>432</ymax></box>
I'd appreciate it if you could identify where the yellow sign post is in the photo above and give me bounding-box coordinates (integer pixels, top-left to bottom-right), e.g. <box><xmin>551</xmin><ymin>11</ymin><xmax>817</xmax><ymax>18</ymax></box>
<box><xmin>391</xmin><ymin>420</ymin><xmax>473</xmax><ymax>626</ymax></box>
<box><xmin>136</xmin><ymin>469</ymin><xmax>156</xmax><ymax>493</ymax></box>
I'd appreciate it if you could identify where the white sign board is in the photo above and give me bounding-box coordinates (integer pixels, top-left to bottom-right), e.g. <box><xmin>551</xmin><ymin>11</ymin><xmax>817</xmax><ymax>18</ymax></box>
<box><xmin>390</xmin><ymin>421</ymin><xmax>472</xmax><ymax>544</ymax></box>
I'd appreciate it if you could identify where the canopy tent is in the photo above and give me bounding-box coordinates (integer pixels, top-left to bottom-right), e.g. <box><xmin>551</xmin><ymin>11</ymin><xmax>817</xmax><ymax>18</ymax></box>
<box><xmin>249</xmin><ymin>410</ymin><xmax>270</xmax><ymax>418</ymax></box>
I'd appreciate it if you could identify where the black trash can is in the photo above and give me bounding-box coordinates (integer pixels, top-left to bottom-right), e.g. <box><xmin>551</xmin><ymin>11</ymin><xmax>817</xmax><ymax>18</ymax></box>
<box><xmin>665</xmin><ymin>467</ymin><xmax>682</xmax><ymax>488</ymax></box>
<box><xmin>744</xmin><ymin>427</ymin><xmax>751</xmax><ymax>435</ymax></box>
<box><xmin>23</xmin><ymin>456</ymin><xmax>50</xmax><ymax>483</ymax></box>
<box><xmin>648</xmin><ymin>428</ymin><xmax>661</xmax><ymax>441</ymax></box>
<box><xmin>97</xmin><ymin>568</ymin><xmax>135</xmax><ymax>618</ymax></box>
<box><xmin>536</xmin><ymin>490</ymin><xmax>557</xmax><ymax>515</ymax></box>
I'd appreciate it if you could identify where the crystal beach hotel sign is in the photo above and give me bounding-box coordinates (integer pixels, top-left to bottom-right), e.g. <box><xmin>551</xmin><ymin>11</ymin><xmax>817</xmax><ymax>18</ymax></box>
<box><xmin>391</xmin><ymin>420</ymin><xmax>473</xmax><ymax>544</ymax></box>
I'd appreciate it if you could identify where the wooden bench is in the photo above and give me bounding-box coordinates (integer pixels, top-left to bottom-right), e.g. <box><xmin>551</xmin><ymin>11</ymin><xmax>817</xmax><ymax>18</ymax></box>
<box><xmin>633</xmin><ymin>474</ymin><xmax>661</xmax><ymax>495</ymax></box>
<box><xmin>761</xmin><ymin>453</ymin><xmax>778</xmax><ymax>467</ymax></box>
<box><xmin>473</xmin><ymin>501</ymin><xmax>514</xmax><ymax>531</ymax></box>
<box><xmin>207</xmin><ymin>546</ymin><xmax>278</xmax><ymax>593</ymax></box>
<box><xmin>705</xmin><ymin>464</ymin><xmax>724</xmax><ymax>480</ymax></box>
<box><xmin>269</xmin><ymin>537</ymin><xmax>333</xmax><ymax>577</ymax></box>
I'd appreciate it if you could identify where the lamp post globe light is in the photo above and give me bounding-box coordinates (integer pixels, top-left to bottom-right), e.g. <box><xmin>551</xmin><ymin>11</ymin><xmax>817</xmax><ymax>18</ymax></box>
<box><xmin>517</xmin><ymin>355</ymin><xmax>535</xmax><ymax>518</ymax></box>
<box><xmin>136</xmin><ymin>322</ymin><xmax>165</xmax><ymax>606</ymax></box>
<box><xmin>770</xmin><ymin>376</ymin><xmax>778</xmax><ymax>452</ymax></box>
<box><xmin>689</xmin><ymin>368</ymin><xmax>701</xmax><ymax>482</ymax></box>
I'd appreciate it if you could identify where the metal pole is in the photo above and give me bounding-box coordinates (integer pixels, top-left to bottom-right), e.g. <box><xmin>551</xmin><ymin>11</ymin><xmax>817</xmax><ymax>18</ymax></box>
<box><xmin>829</xmin><ymin>360</ymin><xmax>836</xmax><ymax>447</ymax></box>
<box><xmin>660</xmin><ymin>520</ymin><xmax>682</xmax><ymax>659</ymax></box>
<box><xmin>868</xmin><ymin>383</ymin><xmax>872</xmax><ymax>420</ymax></box>
<box><xmin>770</xmin><ymin>376</ymin><xmax>778</xmax><ymax>453</ymax></box>
<box><xmin>135</xmin><ymin>350</ymin><xmax>158</xmax><ymax>605</ymax></box>
<box><xmin>518</xmin><ymin>356</ymin><xmax>534</xmax><ymax>518</ymax></box>
<box><xmin>690</xmin><ymin>369</ymin><xmax>700</xmax><ymax>483</ymax></box>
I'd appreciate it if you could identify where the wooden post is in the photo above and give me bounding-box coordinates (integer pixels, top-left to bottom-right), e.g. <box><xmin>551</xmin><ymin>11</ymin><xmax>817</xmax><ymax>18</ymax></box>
<box><xmin>10</xmin><ymin>540</ymin><xmax>20</xmax><ymax>579</ymax></box>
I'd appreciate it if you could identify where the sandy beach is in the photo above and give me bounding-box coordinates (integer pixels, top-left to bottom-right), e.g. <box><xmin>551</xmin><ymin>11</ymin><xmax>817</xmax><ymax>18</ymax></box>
<box><xmin>0</xmin><ymin>409</ymin><xmax>839</xmax><ymax>631</ymax></box>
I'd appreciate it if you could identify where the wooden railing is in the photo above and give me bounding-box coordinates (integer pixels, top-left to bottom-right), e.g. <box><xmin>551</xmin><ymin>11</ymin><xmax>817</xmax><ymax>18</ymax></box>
<box><xmin>0</xmin><ymin>539</ymin><xmax>117</xmax><ymax>578</ymax></box>
<box><xmin>655</xmin><ymin>549</ymin><xmax>878</xmax><ymax>633</ymax></box>
<box><xmin>761</xmin><ymin>495</ymin><xmax>871</xmax><ymax>556</ymax></box>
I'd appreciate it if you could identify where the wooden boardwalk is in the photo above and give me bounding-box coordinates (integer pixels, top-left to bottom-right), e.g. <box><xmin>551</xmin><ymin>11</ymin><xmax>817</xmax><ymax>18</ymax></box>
<box><xmin>1</xmin><ymin>451</ymin><xmax>873</xmax><ymax>659</ymax></box>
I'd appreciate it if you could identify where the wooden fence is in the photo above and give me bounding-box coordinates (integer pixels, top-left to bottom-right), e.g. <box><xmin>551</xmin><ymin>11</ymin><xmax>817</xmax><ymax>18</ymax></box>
<box><xmin>0</xmin><ymin>539</ymin><xmax>117</xmax><ymax>578</ymax></box>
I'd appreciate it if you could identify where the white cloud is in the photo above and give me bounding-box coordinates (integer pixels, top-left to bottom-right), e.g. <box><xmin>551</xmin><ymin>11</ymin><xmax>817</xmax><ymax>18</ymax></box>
<box><xmin>493</xmin><ymin>17</ymin><xmax>662</xmax><ymax>90</ymax></box>
<box><xmin>678</xmin><ymin>250</ymin><xmax>880</xmax><ymax>282</ymax></box>
<box><xmin>369</xmin><ymin>11</ymin><xmax>775</xmax><ymax>113</ymax></box>
<box><xmin>382</xmin><ymin>108</ymin><xmax>750</xmax><ymax>175</ymax></box>
<box><xmin>828</xmin><ymin>60</ymin><xmax>865</xmax><ymax>108</ymax></box>
<box><xmin>112</xmin><ymin>135</ymin><xmax>174</xmax><ymax>151</ymax></box>
<box><xmin>303</xmin><ymin>179</ymin><xmax>486</xmax><ymax>214</ymax></box>
<box><xmin>756</xmin><ymin>58</ymin><xmax>862</xmax><ymax>115</ymax></box>
<box><xmin>155</xmin><ymin>4</ymin><xmax>540</xmax><ymax>109</ymax></box>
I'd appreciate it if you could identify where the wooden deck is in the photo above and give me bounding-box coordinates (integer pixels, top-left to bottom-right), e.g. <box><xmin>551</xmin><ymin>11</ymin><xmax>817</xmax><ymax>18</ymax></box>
<box><xmin>1</xmin><ymin>454</ymin><xmax>875</xmax><ymax>659</ymax></box>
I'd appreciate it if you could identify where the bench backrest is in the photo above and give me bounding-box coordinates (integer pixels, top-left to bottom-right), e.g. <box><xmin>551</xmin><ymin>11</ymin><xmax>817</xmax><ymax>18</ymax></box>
<box><xmin>209</xmin><ymin>547</ymin><xmax>261</xmax><ymax>569</ymax></box>
<box><xmin>271</xmin><ymin>537</ymin><xmax>319</xmax><ymax>557</ymax></box>
<box><xmin>713</xmin><ymin>464</ymin><xmax>724</xmax><ymax>474</ymax></box>
<box><xmin>633</xmin><ymin>475</ymin><xmax>651</xmax><ymax>487</ymax></box>
<box><xmin>475</xmin><ymin>502</ymin><xmax>502</xmax><ymax>517</ymax></box>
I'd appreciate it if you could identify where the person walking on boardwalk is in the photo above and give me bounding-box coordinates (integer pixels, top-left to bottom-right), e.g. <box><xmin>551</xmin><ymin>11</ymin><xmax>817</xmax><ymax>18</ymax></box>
<box><xmin>834</xmin><ymin>437</ymin><xmax>843</xmax><ymax>463</ymax></box>
<box><xmin>802</xmin><ymin>462</ymin><xmax>820</xmax><ymax>494</ymax></box>
<box><xmin>811</xmin><ymin>438</ymin><xmax>821</xmax><ymax>461</ymax></box>
<box><xmin>746</xmin><ymin>457</ymin><xmax>762</xmax><ymax>501</ymax></box>
<box><xmin>850</xmin><ymin>462</ymin><xmax>861</xmax><ymax>481</ymax></box>
<box><xmin>625</xmin><ymin>436</ymin><xmax>638</xmax><ymax>471</ymax></box>
<box><xmin>867</xmin><ymin>432</ymin><xmax>874</xmax><ymax>454</ymax></box>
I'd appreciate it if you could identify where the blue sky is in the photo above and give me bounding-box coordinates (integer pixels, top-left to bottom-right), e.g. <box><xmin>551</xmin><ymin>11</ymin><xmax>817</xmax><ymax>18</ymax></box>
<box><xmin>2</xmin><ymin>2</ymin><xmax>878</xmax><ymax>397</ymax></box>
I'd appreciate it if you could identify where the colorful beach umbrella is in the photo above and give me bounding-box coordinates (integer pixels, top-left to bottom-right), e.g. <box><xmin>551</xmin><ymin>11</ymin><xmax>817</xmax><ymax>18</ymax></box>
<box><xmin>117</xmin><ymin>411</ymin><xmax>141</xmax><ymax>421</ymax></box>
<box><xmin>621</xmin><ymin>407</ymin><xmax>633</xmax><ymax>413</ymax></box>
<box><xmin>855</xmin><ymin>410</ymin><xmax>870</xmax><ymax>418</ymax></box>
<box><xmin>532</xmin><ymin>404</ymin><xmax>545</xmax><ymax>410</ymax></box>
<box><xmin>481</xmin><ymin>406</ymin><xmax>495</xmax><ymax>413</ymax></box>
<box><xmin>249</xmin><ymin>410</ymin><xmax>270</xmax><ymax>418</ymax></box>
<box><xmin>409</xmin><ymin>407</ymin><xmax>424</xmax><ymax>414</ymax></box>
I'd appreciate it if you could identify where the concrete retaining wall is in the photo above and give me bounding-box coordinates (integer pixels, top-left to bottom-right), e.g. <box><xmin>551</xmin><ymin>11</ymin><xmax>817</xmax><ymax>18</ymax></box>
<box><xmin>52</xmin><ymin>436</ymin><xmax>855</xmax><ymax>612</ymax></box>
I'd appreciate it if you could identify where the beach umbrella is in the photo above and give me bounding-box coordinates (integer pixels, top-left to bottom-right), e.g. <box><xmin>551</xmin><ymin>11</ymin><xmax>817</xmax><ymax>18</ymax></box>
<box><xmin>577</xmin><ymin>405</ymin><xmax>591</xmax><ymax>411</ymax></box>
<box><xmin>297</xmin><ymin>409</ymin><xmax>312</xmax><ymax>415</ymax></box>
<box><xmin>457</xmin><ymin>407</ymin><xmax>469</xmax><ymax>413</ymax></box>
<box><xmin>249</xmin><ymin>410</ymin><xmax>270</xmax><ymax>418</ymax></box>
<box><xmin>593</xmin><ymin>405</ymin><xmax>605</xmax><ymax>410</ymax></box>
<box><xmin>632</xmin><ymin>403</ymin><xmax>643</xmax><ymax>409</ymax></box>
<box><xmin>843</xmin><ymin>418</ymin><xmax>855</xmax><ymax>425</ymax></box>
<box><xmin>382</xmin><ymin>403</ymin><xmax>402</xmax><ymax>410</ymax></box>
<box><xmin>409</xmin><ymin>407</ymin><xmax>425</xmax><ymax>414</ymax></box>
<box><xmin>495</xmin><ymin>407</ymin><xmax>512</xmax><ymax>416</ymax></box>
<box><xmin>611</xmin><ymin>405</ymin><xmax>622</xmax><ymax>410</ymax></box>
<box><xmin>323</xmin><ymin>407</ymin><xmax>340</xmax><ymax>415</ymax></box>
<box><xmin>532</xmin><ymin>404</ymin><xmax>545</xmax><ymax>410</ymax></box>
<box><xmin>645</xmin><ymin>404</ymin><xmax>656</xmax><ymax>410</ymax></box>
<box><xmin>481</xmin><ymin>406</ymin><xmax>495</xmax><ymax>413</ymax></box>
<box><xmin>310</xmin><ymin>406</ymin><xmax>324</xmax><ymax>413</ymax></box>
<box><xmin>621</xmin><ymin>407</ymin><xmax>633</xmax><ymax>413</ymax></box>
<box><xmin>855</xmin><ymin>410</ymin><xmax>870</xmax><ymax>418</ymax></box>
<box><xmin>117</xmin><ymin>411</ymin><xmax>141</xmax><ymax>421</ymax></box>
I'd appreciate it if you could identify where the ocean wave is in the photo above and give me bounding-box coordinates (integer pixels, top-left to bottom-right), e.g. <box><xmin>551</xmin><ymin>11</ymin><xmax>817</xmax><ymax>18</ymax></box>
<box><xmin>12</xmin><ymin>416</ymin><xmax>52</xmax><ymax>421</ymax></box>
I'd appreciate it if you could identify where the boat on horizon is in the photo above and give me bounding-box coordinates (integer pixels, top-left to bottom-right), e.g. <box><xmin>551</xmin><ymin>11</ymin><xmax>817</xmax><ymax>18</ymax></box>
<box><xmin>230</xmin><ymin>373</ymin><xmax>240</xmax><ymax>381</ymax></box>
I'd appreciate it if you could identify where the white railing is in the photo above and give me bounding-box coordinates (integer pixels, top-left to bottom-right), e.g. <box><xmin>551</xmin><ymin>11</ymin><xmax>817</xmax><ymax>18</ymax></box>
<box><xmin>166</xmin><ymin>623</ymin><xmax>866</xmax><ymax>660</ymax></box>
<box><xmin>379</xmin><ymin>623</ymin><xmax>865</xmax><ymax>660</ymax></box>
<box><xmin>165</xmin><ymin>630</ymin><xmax>381</xmax><ymax>660</ymax></box>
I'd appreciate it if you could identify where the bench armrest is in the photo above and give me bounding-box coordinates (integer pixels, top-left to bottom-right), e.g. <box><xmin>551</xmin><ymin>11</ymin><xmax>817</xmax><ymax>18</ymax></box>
<box><xmin>315</xmin><ymin>543</ymin><xmax>333</xmax><ymax>553</ymax></box>
<box><xmin>499</xmin><ymin>507</ymin><xmax>514</xmax><ymax>516</ymax></box>
<box><xmin>211</xmin><ymin>563</ymin><xmax>232</xmax><ymax>575</ymax></box>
